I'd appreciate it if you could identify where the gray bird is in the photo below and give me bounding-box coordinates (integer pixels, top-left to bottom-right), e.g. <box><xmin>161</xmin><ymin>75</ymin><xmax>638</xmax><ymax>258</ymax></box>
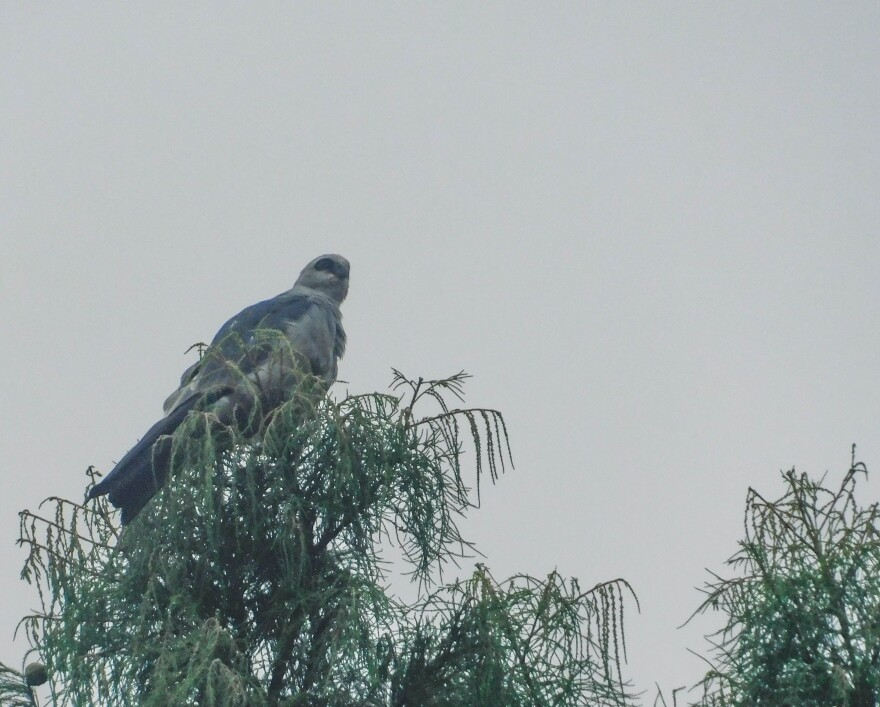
<box><xmin>87</xmin><ymin>254</ymin><xmax>350</xmax><ymax>524</ymax></box>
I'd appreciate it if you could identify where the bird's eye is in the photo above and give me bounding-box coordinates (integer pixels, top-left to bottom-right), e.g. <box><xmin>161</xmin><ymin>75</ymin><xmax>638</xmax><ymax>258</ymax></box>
<box><xmin>314</xmin><ymin>258</ymin><xmax>334</xmax><ymax>273</ymax></box>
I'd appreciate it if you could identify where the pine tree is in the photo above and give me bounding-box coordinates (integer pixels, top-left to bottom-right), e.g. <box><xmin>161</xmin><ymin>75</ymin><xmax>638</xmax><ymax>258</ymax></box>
<box><xmin>7</xmin><ymin>371</ymin><xmax>637</xmax><ymax>706</ymax></box>
<box><xmin>689</xmin><ymin>448</ymin><xmax>880</xmax><ymax>706</ymax></box>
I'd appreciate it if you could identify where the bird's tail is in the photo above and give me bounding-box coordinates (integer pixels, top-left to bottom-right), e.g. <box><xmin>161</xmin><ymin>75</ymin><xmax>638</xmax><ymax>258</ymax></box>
<box><xmin>87</xmin><ymin>397</ymin><xmax>199</xmax><ymax>524</ymax></box>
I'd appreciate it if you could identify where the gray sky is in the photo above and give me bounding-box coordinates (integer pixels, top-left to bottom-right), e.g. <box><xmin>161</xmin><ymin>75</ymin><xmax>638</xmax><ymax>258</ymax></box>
<box><xmin>2</xmin><ymin>3</ymin><xmax>879</xmax><ymax>699</ymax></box>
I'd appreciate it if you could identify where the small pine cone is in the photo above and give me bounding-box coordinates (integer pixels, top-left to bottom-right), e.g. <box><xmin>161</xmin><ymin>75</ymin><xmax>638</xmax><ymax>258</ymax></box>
<box><xmin>25</xmin><ymin>662</ymin><xmax>48</xmax><ymax>687</ymax></box>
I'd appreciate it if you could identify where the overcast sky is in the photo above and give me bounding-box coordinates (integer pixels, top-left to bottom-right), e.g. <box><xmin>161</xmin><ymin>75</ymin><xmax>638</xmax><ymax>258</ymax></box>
<box><xmin>2</xmin><ymin>3</ymin><xmax>879</xmax><ymax>699</ymax></box>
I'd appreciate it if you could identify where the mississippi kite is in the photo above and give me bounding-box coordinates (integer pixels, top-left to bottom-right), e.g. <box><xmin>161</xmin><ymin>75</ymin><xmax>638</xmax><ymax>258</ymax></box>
<box><xmin>87</xmin><ymin>254</ymin><xmax>350</xmax><ymax>524</ymax></box>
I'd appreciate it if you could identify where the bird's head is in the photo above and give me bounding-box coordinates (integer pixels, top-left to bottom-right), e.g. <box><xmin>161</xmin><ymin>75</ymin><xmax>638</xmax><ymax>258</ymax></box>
<box><xmin>295</xmin><ymin>254</ymin><xmax>350</xmax><ymax>303</ymax></box>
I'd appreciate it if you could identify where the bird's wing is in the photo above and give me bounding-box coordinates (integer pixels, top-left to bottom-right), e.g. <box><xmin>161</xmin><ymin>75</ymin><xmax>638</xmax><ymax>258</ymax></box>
<box><xmin>210</xmin><ymin>292</ymin><xmax>314</xmax><ymax>348</ymax></box>
<box><xmin>162</xmin><ymin>289</ymin><xmax>341</xmax><ymax>415</ymax></box>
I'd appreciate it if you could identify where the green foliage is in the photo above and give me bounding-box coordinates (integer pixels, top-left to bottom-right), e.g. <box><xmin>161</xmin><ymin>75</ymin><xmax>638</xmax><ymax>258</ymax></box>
<box><xmin>0</xmin><ymin>663</ymin><xmax>38</xmax><ymax>706</ymax></box>
<box><xmin>14</xmin><ymin>372</ymin><xmax>636</xmax><ymax>706</ymax></box>
<box><xmin>390</xmin><ymin>568</ymin><xmax>637</xmax><ymax>706</ymax></box>
<box><xmin>690</xmin><ymin>448</ymin><xmax>880</xmax><ymax>706</ymax></box>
